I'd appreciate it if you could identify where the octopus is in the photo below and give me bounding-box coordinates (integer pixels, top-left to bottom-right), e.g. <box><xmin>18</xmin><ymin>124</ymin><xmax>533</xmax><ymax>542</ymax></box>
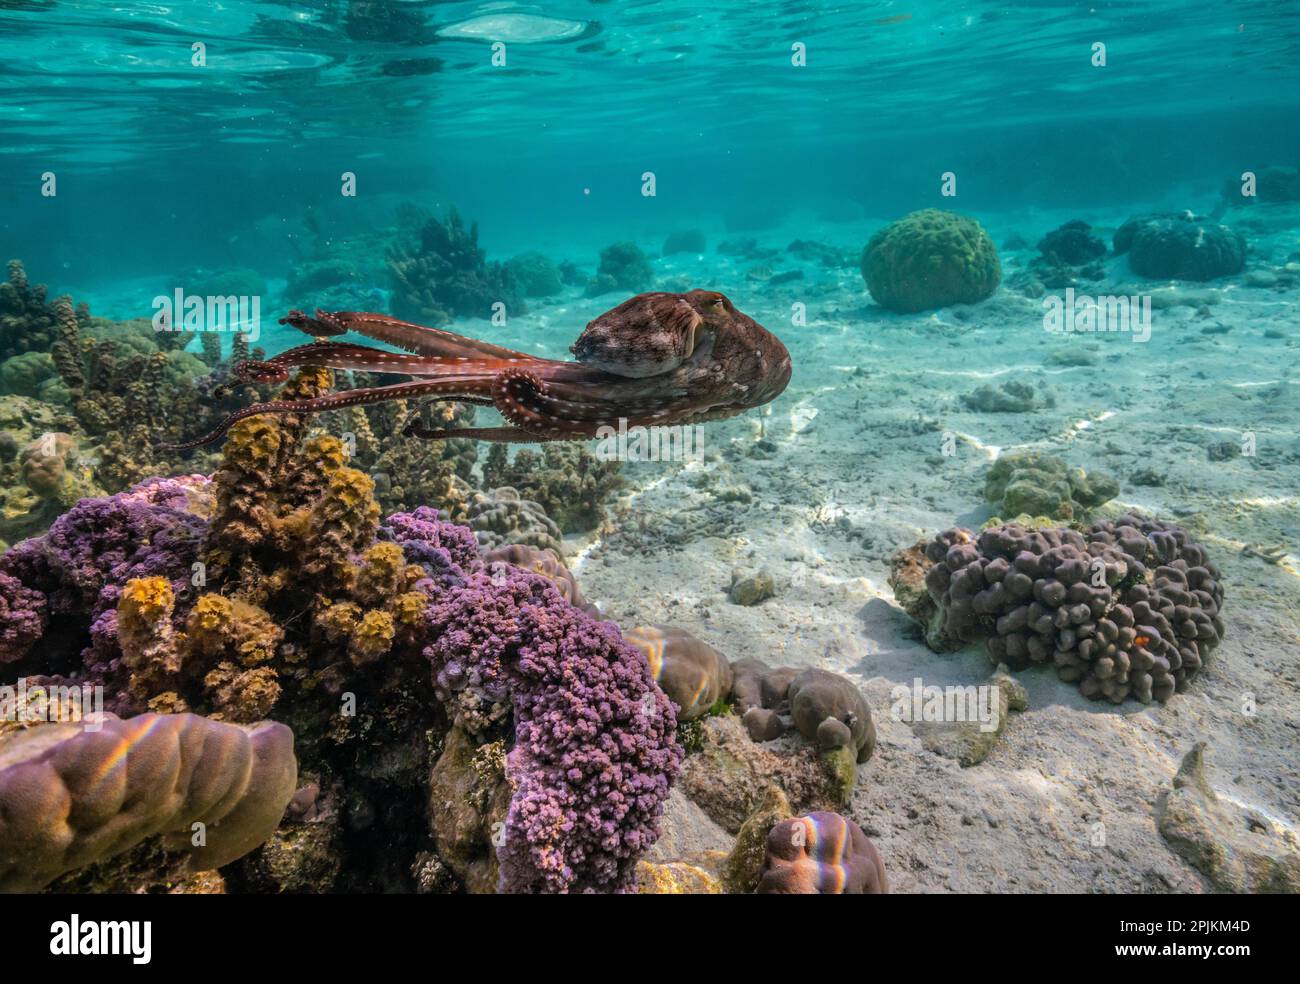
<box><xmin>169</xmin><ymin>289</ymin><xmax>792</xmax><ymax>448</ymax></box>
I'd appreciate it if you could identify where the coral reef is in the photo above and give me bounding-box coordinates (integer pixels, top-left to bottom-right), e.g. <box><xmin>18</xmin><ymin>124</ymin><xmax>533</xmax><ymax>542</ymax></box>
<box><xmin>586</xmin><ymin>241</ymin><xmax>654</xmax><ymax>297</ymax></box>
<box><xmin>389</xmin><ymin>207</ymin><xmax>526</xmax><ymax>324</ymax></box>
<box><xmin>861</xmin><ymin>209</ymin><xmax>1001</xmax><ymax>313</ymax></box>
<box><xmin>624</xmin><ymin>625</ymin><xmax>733</xmax><ymax>722</ymax></box>
<box><xmin>483</xmin><ymin>443</ymin><xmax>623</xmax><ymax>534</ymax></box>
<box><xmin>465</xmin><ymin>486</ymin><xmax>565</xmax><ymax>558</ymax></box>
<box><xmin>984</xmin><ymin>451</ymin><xmax>1118</xmax><ymax>521</ymax></box>
<box><xmin>902</xmin><ymin>515</ymin><xmax>1226</xmax><ymax>704</ymax></box>
<box><xmin>1114</xmin><ymin>212</ymin><xmax>1246</xmax><ymax>281</ymax></box>
<box><xmin>0</xmin><ymin>260</ymin><xmax>66</xmax><ymax>361</ymax></box>
<box><xmin>0</xmin><ymin>712</ymin><xmax>296</xmax><ymax>892</ymax></box>
<box><xmin>0</xmin><ymin>369</ymin><xmax>682</xmax><ymax>893</ymax></box>
<box><xmin>0</xmin><ymin>264</ymin><xmax>268</xmax><ymax>507</ymax></box>
<box><xmin>505</xmin><ymin>251</ymin><xmax>563</xmax><ymax>298</ymax></box>
<box><xmin>755</xmin><ymin>812</ymin><xmax>888</xmax><ymax>894</ymax></box>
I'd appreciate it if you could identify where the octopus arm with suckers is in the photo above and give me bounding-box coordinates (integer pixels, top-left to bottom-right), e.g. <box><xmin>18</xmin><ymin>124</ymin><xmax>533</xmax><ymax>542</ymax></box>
<box><xmin>165</xmin><ymin>289</ymin><xmax>792</xmax><ymax>448</ymax></box>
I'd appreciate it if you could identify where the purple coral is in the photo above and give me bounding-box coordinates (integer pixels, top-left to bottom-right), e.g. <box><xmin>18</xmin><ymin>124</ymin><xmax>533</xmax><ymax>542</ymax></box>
<box><xmin>424</xmin><ymin>561</ymin><xmax>682</xmax><ymax>894</ymax></box>
<box><xmin>2</xmin><ymin>485</ymin><xmax>682</xmax><ymax>893</ymax></box>
<box><xmin>381</xmin><ymin>505</ymin><xmax>482</xmax><ymax>577</ymax></box>
<box><xmin>0</xmin><ymin>477</ymin><xmax>207</xmax><ymax>692</ymax></box>
<box><xmin>0</xmin><ymin>572</ymin><xmax>45</xmax><ymax>663</ymax></box>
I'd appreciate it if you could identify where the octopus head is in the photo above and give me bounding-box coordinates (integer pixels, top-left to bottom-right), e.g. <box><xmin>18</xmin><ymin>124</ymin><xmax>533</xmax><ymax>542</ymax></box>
<box><xmin>571</xmin><ymin>290</ymin><xmax>745</xmax><ymax>378</ymax></box>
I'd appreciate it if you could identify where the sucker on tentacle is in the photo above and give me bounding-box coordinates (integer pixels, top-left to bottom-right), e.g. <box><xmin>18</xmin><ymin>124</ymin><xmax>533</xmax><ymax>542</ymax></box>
<box><xmin>166</xmin><ymin>291</ymin><xmax>792</xmax><ymax>449</ymax></box>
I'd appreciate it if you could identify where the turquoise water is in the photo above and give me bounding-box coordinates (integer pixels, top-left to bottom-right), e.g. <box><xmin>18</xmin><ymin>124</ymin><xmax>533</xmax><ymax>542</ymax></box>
<box><xmin>3</xmin><ymin>0</ymin><xmax>1300</xmax><ymax>304</ymax></box>
<box><xmin>3</xmin><ymin>1</ymin><xmax>1300</xmax><ymax>898</ymax></box>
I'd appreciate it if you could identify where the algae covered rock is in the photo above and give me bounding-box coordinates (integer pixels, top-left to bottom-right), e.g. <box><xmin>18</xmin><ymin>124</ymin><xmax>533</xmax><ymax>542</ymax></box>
<box><xmin>1156</xmin><ymin>743</ymin><xmax>1300</xmax><ymax>892</ymax></box>
<box><xmin>861</xmin><ymin>209</ymin><xmax>1001</xmax><ymax>312</ymax></box>
<box><xmin>984</xmin><ymin>451</ymin><xmax>1118</xmax><ymax>521</ymax></box>
<box><xmin>720</xmin><ymin>783</ymin><xmax>792</xmax><ymax>894</ymax></box>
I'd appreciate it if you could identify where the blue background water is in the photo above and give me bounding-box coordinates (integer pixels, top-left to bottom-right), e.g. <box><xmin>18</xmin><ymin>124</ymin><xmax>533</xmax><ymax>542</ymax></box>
<box><xmin>2</xmin><ymin>0</ymin><xmax>1299</xmax><ymax>310</ymax></box>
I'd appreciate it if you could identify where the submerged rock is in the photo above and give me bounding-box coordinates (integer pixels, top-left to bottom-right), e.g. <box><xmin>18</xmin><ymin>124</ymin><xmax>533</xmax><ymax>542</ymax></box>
<box><xmin>1156</xmin><ymin>743</ymin><xmax>1300</xmax><ymax>892</ymax></box>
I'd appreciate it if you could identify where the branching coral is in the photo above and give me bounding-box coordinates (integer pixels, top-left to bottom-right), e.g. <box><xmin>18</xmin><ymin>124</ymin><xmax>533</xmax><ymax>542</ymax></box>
<box><xmin>482</xmin><ymin>443</ymin><xmax>623</xmax><ymax>534</ymax></box>
<box><xmin>424</xmin><ymin>565</ymin><xmax>682</xmax><ymax>893</ymax></box>
<box><xmin>388</xmin><ymin>207</ymin><xmax>526</xmax><ymax>325</ymax></box>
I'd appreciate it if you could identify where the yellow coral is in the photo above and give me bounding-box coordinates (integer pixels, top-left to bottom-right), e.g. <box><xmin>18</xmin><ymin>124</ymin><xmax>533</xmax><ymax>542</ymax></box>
<box><xmin>184</xmin><ymin>593</ymin><xmax>280</xmax><ymax>666</ymax></box>
<box><xmin>316</xmin><ymin>600</ymin><xmax>361</xmax><ymax>643</ymax></box>
<box><xmin>354</xmin><ymin>542</ymin><xmax>407</xmax><ymax>604</ymax></box>
<box><xmin>120</xmin><ymin>576</ymin><xmax>174</xmax><ymax>626</ymax></box>
<box><xmin>299</xmin><ymin>433</ymin><xmax>347</xmax><ymax>474</ymax></box>
<box><xmin>348</xmin><ymin>610</ymin><xmax>395</xmax><ymax>666</ymax></box>
<box><xmin>392</xmin><ymin>591</ymin><xmax>428</xmax><ymax>628</ymax></box>
<box><xmin>633</xmin><ymin>860</ymin><xmax>722</xmax><ymax>894</ymax></box>
<box><xmin>223</xmin><ymin>416</ymin><xmax>282</xmax><ymax>472</ymax></box>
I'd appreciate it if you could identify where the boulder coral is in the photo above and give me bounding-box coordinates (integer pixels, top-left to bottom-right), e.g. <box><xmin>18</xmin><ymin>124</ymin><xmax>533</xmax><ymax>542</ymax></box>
<box><xmin>1114</xmin><ymin>211</ymin><xmax>1246</xmax><ymax>281</ymax></box>
<box><xmin>906</xmin><ymin>515</ymin><xmax>1225</xmax><ymax>704</ymax></box>
<box><xmin>755</xmin><ymin>811</ymin><xmax>888</xmax><ymax>894</ymax></box>
<box><xmin>861</xmin><ymin>209</ymin><xmax>1001</xmax><ymax>313</ymax></box>
<box><xmin>624</xmin><ymin>625</ymin><xmax>733</xmax><ymax>722</ymax></box>
<box><xmin>0</xmin><ymin>712</ymin><xmax>296</xmax><ymax>893</ymax></box>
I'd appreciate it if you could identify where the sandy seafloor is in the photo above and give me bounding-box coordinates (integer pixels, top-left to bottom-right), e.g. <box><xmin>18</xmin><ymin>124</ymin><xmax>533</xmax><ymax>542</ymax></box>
<box><xmin>521</xmin><ymin>205</ymin><xmax>1297</xmax><ymax>893</ymax></box>
<box><xmin>86</xmin><ymin>201</ymin><xmax>1300</xmax><ymax>892</ymax></box>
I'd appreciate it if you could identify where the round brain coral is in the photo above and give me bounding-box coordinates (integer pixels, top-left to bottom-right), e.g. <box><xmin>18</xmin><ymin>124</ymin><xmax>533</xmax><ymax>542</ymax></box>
<box><xmin>861</xmin><ymin>208</ymin><xmax>1001</xmax><ymax>313</ymax></box>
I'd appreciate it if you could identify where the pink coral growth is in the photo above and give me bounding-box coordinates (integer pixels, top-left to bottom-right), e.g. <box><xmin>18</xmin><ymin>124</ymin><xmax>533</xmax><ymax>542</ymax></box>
<box><xmin>423</xmin><ymin>563</ymin><xmax>682</xmax><ymax>893</ymax></box>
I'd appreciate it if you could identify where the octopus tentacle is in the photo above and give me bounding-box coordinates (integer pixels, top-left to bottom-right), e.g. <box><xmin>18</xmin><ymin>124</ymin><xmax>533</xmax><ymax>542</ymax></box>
<box><xmin>403</xmin><ymin>424</ymin><xmax>555</xmax><ymax>443</ymax></box>
<box><xmin>281</xmin><ymin>309</ymin><xmax>530</xmax><ymax>361</ymax></box>
<box><xmin>159</xmin><ymin>378</ymin><xmax>497</xmax><ymax>451</ymax></box>
<box><xmin>492</xmin><ymin>369</ymin><xmax>602</xmax><ymax>437</ymax></box>
<box><xmin>236</xmin><ymin>342</ymin><xmax>529</xmax><ymax>382</ymax></box>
